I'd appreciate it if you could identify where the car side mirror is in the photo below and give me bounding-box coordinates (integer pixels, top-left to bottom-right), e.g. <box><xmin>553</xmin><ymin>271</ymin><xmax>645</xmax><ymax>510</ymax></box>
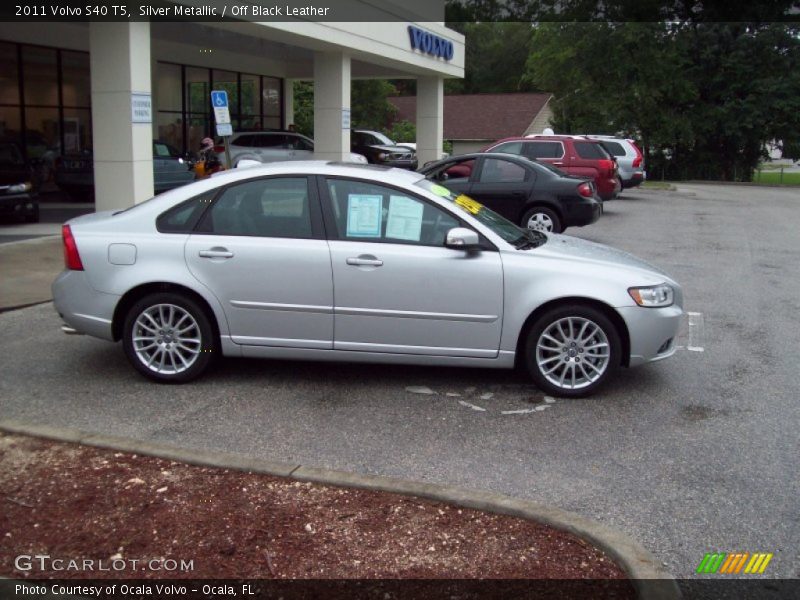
<box><xmin>445</xmin><ymin>227</ymin><xmax>480</xmax><ymax>250</ymax></box>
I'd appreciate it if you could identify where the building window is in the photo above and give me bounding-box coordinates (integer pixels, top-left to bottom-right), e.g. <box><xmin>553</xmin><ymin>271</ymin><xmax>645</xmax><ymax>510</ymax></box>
<box><xmin>158</xmin><ymin>63</ymin><xmax>283</xmax><ymax>154</ymax></box>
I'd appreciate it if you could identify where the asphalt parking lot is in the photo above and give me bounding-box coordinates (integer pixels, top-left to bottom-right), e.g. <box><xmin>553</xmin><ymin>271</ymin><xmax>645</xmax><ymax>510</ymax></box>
<box><xmin>1</xmin><ymin>183</ymin><xmax>798</xmax><ymax>578</ymax></box>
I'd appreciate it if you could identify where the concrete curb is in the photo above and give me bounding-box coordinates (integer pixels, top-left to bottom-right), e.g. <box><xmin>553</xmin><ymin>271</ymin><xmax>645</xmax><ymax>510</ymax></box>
<box><xmin>0</xmin><ymin>419</ymin><xmax>680</xmax><ymax>600</ymax></box>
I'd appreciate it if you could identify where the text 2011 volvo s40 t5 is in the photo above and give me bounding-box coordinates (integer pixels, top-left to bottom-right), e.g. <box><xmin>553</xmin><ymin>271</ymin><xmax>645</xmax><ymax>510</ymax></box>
<box><xmin>53</xmin><ymin>162</ymin><xmax>682</xmax><ymax>397</ymax></box>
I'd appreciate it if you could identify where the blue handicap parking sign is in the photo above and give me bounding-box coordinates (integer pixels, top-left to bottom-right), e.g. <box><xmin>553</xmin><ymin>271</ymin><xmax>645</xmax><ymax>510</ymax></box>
<box><xmin>211</xmin><ymin>91</ymin><xmax>228</xmax><ymax>108</ymax></box>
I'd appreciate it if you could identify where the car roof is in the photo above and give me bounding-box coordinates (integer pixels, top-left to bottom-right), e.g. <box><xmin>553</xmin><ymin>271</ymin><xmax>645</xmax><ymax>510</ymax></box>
<box><xmin>209</xmin><ymin>160</ymin><xmax>424</xmax><ymax>186</ymax></box>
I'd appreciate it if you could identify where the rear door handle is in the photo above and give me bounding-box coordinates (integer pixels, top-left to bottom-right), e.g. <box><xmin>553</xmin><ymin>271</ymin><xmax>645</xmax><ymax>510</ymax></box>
<box><xmin>199</xmin><ymin>248</ymin><xmax>234</xmax><ymax>259</ymax></box>
<box><xmin>346</xmin><ymin>256</ymin><xmax>383</xmax><ymax>267</ymax></box>
<box><xmin>553</xmin><ymin>162</ymin><xmax>564</xmax><ymax>166</ymax></box>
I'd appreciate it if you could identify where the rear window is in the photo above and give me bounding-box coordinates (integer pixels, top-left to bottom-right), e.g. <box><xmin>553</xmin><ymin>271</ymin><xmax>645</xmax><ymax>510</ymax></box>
<box><xmin>156</xmin><ymin>190</ymin><xmax>216</xmax><ymax>233</ymax></box>
<box><xmin>523</xmin><ymin>141</ymin><xmax>564</xmax><ymax>159</ymax></box>
<box><xmin>491</xmin><ymin>141</ymin><xmax>523</xmax><ymax>155</ymax></box>
<box><xmin>600</xmin><ymin>141</ymin><xmax>627</xmax><ymax>157</ymax></box>
<box><xmin>574</xmin><ymin>141</ymin><xmax>611</xmax><ymax>159</ymax></box>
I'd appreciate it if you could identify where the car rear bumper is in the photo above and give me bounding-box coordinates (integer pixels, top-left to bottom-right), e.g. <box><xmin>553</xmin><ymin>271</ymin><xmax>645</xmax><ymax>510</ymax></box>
<box><xmin>622</xmin><ymin>172</ymin><xmax>645</xmax><ymax>188</ymax></box>
<box><xmin>597</xmin><ymin>178</ymin><xmax>618</xmax><ymax>201</ymax></box>
<box><xmin>617</xmin><ymin>304</ymin><xmax>683</xmax><ymax>367</ymax></box>
<box><xmin>562</xmin><ymin>198</ymin><xmax>602</xmax><ymax>227</ymax></box>
<box><xmin>52</xmin><ymin>269</ymin><xmax>119</xmax><ymax>341</ymax></box>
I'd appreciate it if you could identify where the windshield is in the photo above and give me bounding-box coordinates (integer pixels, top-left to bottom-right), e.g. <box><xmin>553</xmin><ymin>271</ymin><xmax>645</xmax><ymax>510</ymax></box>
<box><xmin>414</xmin><ymin>179</ymin><xmax>546</xmax><ymax>248</ymax></box>
<box><xmin>368</xmin><ymin>131</ymin><xmax>395</xmax><ymax>146</ymax></box>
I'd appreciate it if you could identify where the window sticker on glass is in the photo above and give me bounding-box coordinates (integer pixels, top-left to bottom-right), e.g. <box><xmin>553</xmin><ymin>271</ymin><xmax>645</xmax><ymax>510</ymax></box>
<box><xmin>454</xmin><ymin>194</ymin><xmax>483</xmax><ymax>215</ymax></box>
<box><xmin>346</xmin><ymin>194</ymin><xmax>383</xmax><ymax>238</ymax></box>
<box><xmin>429</xmin><ymin>183</ymin><xmax>451</xmax><ymax>197</ymax></box>
<box><xmin>385</xmin><ymin>195</ymin><xmax>424</xmax><ymax>242</ymax></box>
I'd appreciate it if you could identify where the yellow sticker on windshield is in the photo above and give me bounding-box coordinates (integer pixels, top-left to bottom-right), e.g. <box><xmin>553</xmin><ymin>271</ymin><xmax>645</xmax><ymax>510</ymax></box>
<box><xmin>454</xmin><ymin>194</ymin><xmax>483</xmax><ymax>215</ymax></box>
<box><xmin>430</xmin><ymin>183</ymin><xmax>451</xmax><ymax>197</ymax></box>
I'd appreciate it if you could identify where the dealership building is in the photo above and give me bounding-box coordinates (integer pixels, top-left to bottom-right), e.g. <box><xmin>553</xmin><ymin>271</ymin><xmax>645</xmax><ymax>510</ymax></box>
<box><xmin>0</xmin><ymin>2</ymin><xmax>464</xmax><ymax>211</ymax></box>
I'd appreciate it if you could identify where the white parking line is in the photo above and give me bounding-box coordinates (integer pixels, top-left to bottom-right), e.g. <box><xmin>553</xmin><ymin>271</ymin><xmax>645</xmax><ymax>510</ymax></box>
<box><xmin>458</xmin><ymin>400</ymin><xmax>487</xmax><ymax>412</ymax></box>
<box><xmin>687</xmin><ymin>311</ymin><xmax>705</xmax><ymax>352</ymax></box>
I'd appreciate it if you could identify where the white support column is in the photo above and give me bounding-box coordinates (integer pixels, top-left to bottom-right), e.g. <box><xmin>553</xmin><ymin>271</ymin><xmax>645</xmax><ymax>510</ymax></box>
<box><xmin>283</xmin><ymin>79</ymin><xmax>294</xmax><ymax>129</ymax></box>
<box><xmin>416</xmin><ymin>76</ymin><xmax>444</xmax><ymax>167</ymax></box>
<box><xmin>90</xmin><ymin>22</ymin><xmax>154</xmax><ymax>211</ymax></box>
<box><xmin>313</xmin><ymin>52</ymin><xmax>350</xmax><ymax>161</ymax></box>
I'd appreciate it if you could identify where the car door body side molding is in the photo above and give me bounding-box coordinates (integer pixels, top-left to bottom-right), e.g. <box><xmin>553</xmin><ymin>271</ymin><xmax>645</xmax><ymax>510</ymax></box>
<box><xmin>334</xmin><ymin>341</ymin><xmax>497</xmax><ymax>358</ymax></box>
<box><xmin>230</xmin><ymin>300</ymin><xmax>334</xmax><ymax>314</ymax></box>
<box><xmin>336</xmin><ymin>306</ymin><xmax>498</xmax><ymax>323</ymax></box>
<box><xmin>230</xmin><ymin>301</ymin><xmax>498</xmax><ymax>324</ymax></box>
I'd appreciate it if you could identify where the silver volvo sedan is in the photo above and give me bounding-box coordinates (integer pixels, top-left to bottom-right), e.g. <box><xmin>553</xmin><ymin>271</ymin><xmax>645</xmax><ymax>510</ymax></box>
<box><xmin>52</xmin><ymin>162</ymin><xmax>682</xmax><ymax>397</ymax></box>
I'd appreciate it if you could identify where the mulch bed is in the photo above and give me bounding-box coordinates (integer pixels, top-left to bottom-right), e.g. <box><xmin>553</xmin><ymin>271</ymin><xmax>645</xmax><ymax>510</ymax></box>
<box><xmin>0</xmin><ymin>432</ymin><xmax>633</xmax><ymax>591</ymax></box>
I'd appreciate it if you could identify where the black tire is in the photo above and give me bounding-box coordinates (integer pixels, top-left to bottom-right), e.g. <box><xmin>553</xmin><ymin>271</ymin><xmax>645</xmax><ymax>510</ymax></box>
<box><xmin>122</xmin><ymin>292</ymin><xmax>218</xmax><ymax>383</ymax></box>
<box><xmin>524</xmin><ymin>304</ymin><xmax>621</xmax><ymax>398</ymax></box>
<box><xmin>521</xmin><ymin>206</ymin><xmax>562</xmax><ymax>234</ymax></box>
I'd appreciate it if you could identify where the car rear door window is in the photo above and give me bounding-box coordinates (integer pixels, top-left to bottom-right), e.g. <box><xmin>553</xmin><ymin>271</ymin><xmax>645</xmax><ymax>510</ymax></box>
<box><xmin>523</xmin><ymin>141</ymin><xmax>564</xmax><ymax>159</ymax></box>
<box><xmin>575</xmin><ymin>141</ymin><xmax>610</xmax><ymax>159</ymax></box>
<box><xmin>491</xmin><ymin>141</ymin><xmax>523</xmax><ymax>155</ymax></box>
<box><xmin>156</xmin><ymin>190</ymin><xmax>216</xmax><ymax>233</ymax></box>
<box><xmin>197</xmin><ymin>177</ymin><xmax>313</xmax><ymax>238</ymax></box>
<box><xmin>254</xmin><ymin>135</ymin><xmax>285</xmax><ymax>148</ymax></box>
<box><xmin>479</xmin><ymin>158</ymin><xmax>527</xmax><ymax>183</ymax></box>
<box><xmin>599</xmin><ymin>141</ymin><xmax>626</xmax><ymax>157</ymax></box>
<box><xmin>232</xmin><ymin>135</ymin><xmax>253</xmax><ymax>147</ymax></box>
<box><xmin>325</xmin><ymin>178</ymin><xmax>458</xmax><ymax>246</ymax></box>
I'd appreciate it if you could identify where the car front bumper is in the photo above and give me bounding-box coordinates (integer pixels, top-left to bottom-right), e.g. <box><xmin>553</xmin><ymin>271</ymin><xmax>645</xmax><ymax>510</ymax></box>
<box><xmin>380</xmin><ymin>159</ymin><xmax>418</xmax><ymax>170</ymax></box>
<box><xmin>0</xmin><ymin>192</ymin><xmax>38</xmax><ymax>217</ymax></box>
<box><xmin>617</xmin><ymin>304</ymin><xmax>683</xmax><ymax>367</ymax></box>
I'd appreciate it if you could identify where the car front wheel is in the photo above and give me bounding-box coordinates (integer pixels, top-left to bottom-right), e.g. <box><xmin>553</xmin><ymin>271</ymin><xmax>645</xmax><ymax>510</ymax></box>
<box><xmin>522</xmin><ymin>206</ymin><xmax>562</xmax><ymax>234</ymax></box>
<box><xmin>123</xmin><ymin>293</ymin><xmax>217</xmax><ymax>383</ymax></box>
<box><xmin>524</xmin><ymin>305</ymin><xmax>621</xmax><ymax>398</ymax></box>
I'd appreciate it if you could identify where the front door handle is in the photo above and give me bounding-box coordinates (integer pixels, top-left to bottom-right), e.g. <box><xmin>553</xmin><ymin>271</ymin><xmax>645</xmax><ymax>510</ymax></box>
<box><xmin>199</xmin><ymin>248</ymin><xmax>234</xmax><ymax>259</ymax></box>
<box><xmin>346</xmin><ymin>256</ymin><xmax>383</xmax><ymax>267</ymax></box>
<box><xmin>552</xmin><ymin>162</ymin><xmax>564</xmax><ymax>166</ymax></box>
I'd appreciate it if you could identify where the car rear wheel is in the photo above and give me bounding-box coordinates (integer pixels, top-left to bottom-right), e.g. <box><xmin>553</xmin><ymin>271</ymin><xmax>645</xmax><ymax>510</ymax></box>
<box><xmin>522</xmin><ymin>206</ymin><xmax>562</xmax><ymax>234</ymax></box>
<box><xmin>123</xmin><ymin>293</ymin><xmax>217</xmax><ymax>383</ymax></box>
<box><xmin>524</xmin><ymin>304</ymin><xmax>621</xmax><ymax>398</ymax></box>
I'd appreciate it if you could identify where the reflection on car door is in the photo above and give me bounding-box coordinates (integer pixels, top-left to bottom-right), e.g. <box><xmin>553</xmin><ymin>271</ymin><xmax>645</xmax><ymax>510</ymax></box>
<box><xmin>321</xmin><ymin>177</ymin><xmax>504</xmax><ymax>358</ymax></box>
<box><xmin>185</xmin><ymin>176</ymin><xmax>333</xmax><ymax>348</ymax></box>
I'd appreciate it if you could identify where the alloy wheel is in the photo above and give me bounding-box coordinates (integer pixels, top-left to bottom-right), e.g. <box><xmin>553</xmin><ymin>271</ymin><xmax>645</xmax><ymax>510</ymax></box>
<box><xmin>535</xmin><ymin>316</ymin><xmax>611</xmax><ymax>390</ymax></box>
<box><xmin>132</xmin><ymin>303</ymin><xmax>202</xmax><ymax>375</ymax></box>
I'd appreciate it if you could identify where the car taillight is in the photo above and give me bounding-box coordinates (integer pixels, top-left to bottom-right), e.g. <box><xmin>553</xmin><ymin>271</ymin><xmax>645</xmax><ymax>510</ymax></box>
<box><xmin>577</xmin><ymin>182</ymin><xmax>594</xmax><ymax>198</ymax></box>
<box><xmin>631</xmin><ymin>142</ymin><xmax>643</xmax><ymax>168</ymax></box>
<box><xmin>62</xmin><ymin>224</ymin><xmax>84</xmax><ymax>271</ymax></box>
<box><xmin>213</xmin><ymin>145</ymin><xmax>224</xmax><ymax>154</ymax></box>
<box><xmin>599</xmin><ymin>159</ymin><xmax>614</xmax><ymax>173</ymax></box>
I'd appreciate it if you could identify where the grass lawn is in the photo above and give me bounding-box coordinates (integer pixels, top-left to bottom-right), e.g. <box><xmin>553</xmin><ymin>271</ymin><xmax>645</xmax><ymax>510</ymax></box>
<box><xmin>640</xmin><ymin>181</ymin><xmax>676</xmax><ymax>191</ymax></box>
<box><xmin>752</xmin><ymin>171</ymin><xmax>800</xmax><ymax>185</ymax></box>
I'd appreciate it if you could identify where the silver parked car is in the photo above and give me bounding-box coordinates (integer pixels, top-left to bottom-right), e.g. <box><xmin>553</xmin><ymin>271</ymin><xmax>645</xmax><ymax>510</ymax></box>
<box><xmin>53</xmin><ymin>162</ymin><xmax>682</xmax><ymax>397</ymax></box>
<box><xmin>584</xmin><ymin>135</ymin><xmax>646</xmax><ymax>189</ymax></box>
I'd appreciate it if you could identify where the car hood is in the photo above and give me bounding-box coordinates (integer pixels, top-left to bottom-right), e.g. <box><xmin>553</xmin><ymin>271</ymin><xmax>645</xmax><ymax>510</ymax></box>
<box><xmin>534</xmin><ymin>233</ymin><xmax>672</xmax><ymax>281</ymax></box>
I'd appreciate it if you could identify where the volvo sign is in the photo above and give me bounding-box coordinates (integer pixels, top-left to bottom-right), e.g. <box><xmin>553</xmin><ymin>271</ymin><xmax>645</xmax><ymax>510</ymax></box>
<box><xmin>408</xmin><ymin>26</ymin><xmax>454</xmax><ymax>61</ymax></box>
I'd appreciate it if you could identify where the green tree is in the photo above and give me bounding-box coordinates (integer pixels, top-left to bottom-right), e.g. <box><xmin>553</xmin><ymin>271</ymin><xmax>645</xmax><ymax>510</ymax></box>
<box><xmin>351</xmin><ymin>80</ymin><xmax>398</xmax><ymax>130</ymax></box>
<box><xmin>292</xmin><ymin>81</ymin><xmax>314</xmax><ymax>138</ymax></box>
<box><xmin>525</xmin><ymin>21</ymin><xmax>800</xmax><ymax>180</ymax></box>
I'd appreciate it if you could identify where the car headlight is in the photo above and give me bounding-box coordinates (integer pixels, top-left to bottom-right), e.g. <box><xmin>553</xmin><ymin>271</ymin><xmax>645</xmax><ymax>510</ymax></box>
<box><xmin>7</xmin><ymin>182</ymin><xmax>32</xmax><ymax>193</ymax></box>
<box><xmin>628</xmin><ymin>284</ymin><xmax>674</xmax><ymax>307</ymax></box>
<box><xmin>377</xmin><ymin>152</ymin><xmax>388</xmax><ymax>161</ymax></box>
